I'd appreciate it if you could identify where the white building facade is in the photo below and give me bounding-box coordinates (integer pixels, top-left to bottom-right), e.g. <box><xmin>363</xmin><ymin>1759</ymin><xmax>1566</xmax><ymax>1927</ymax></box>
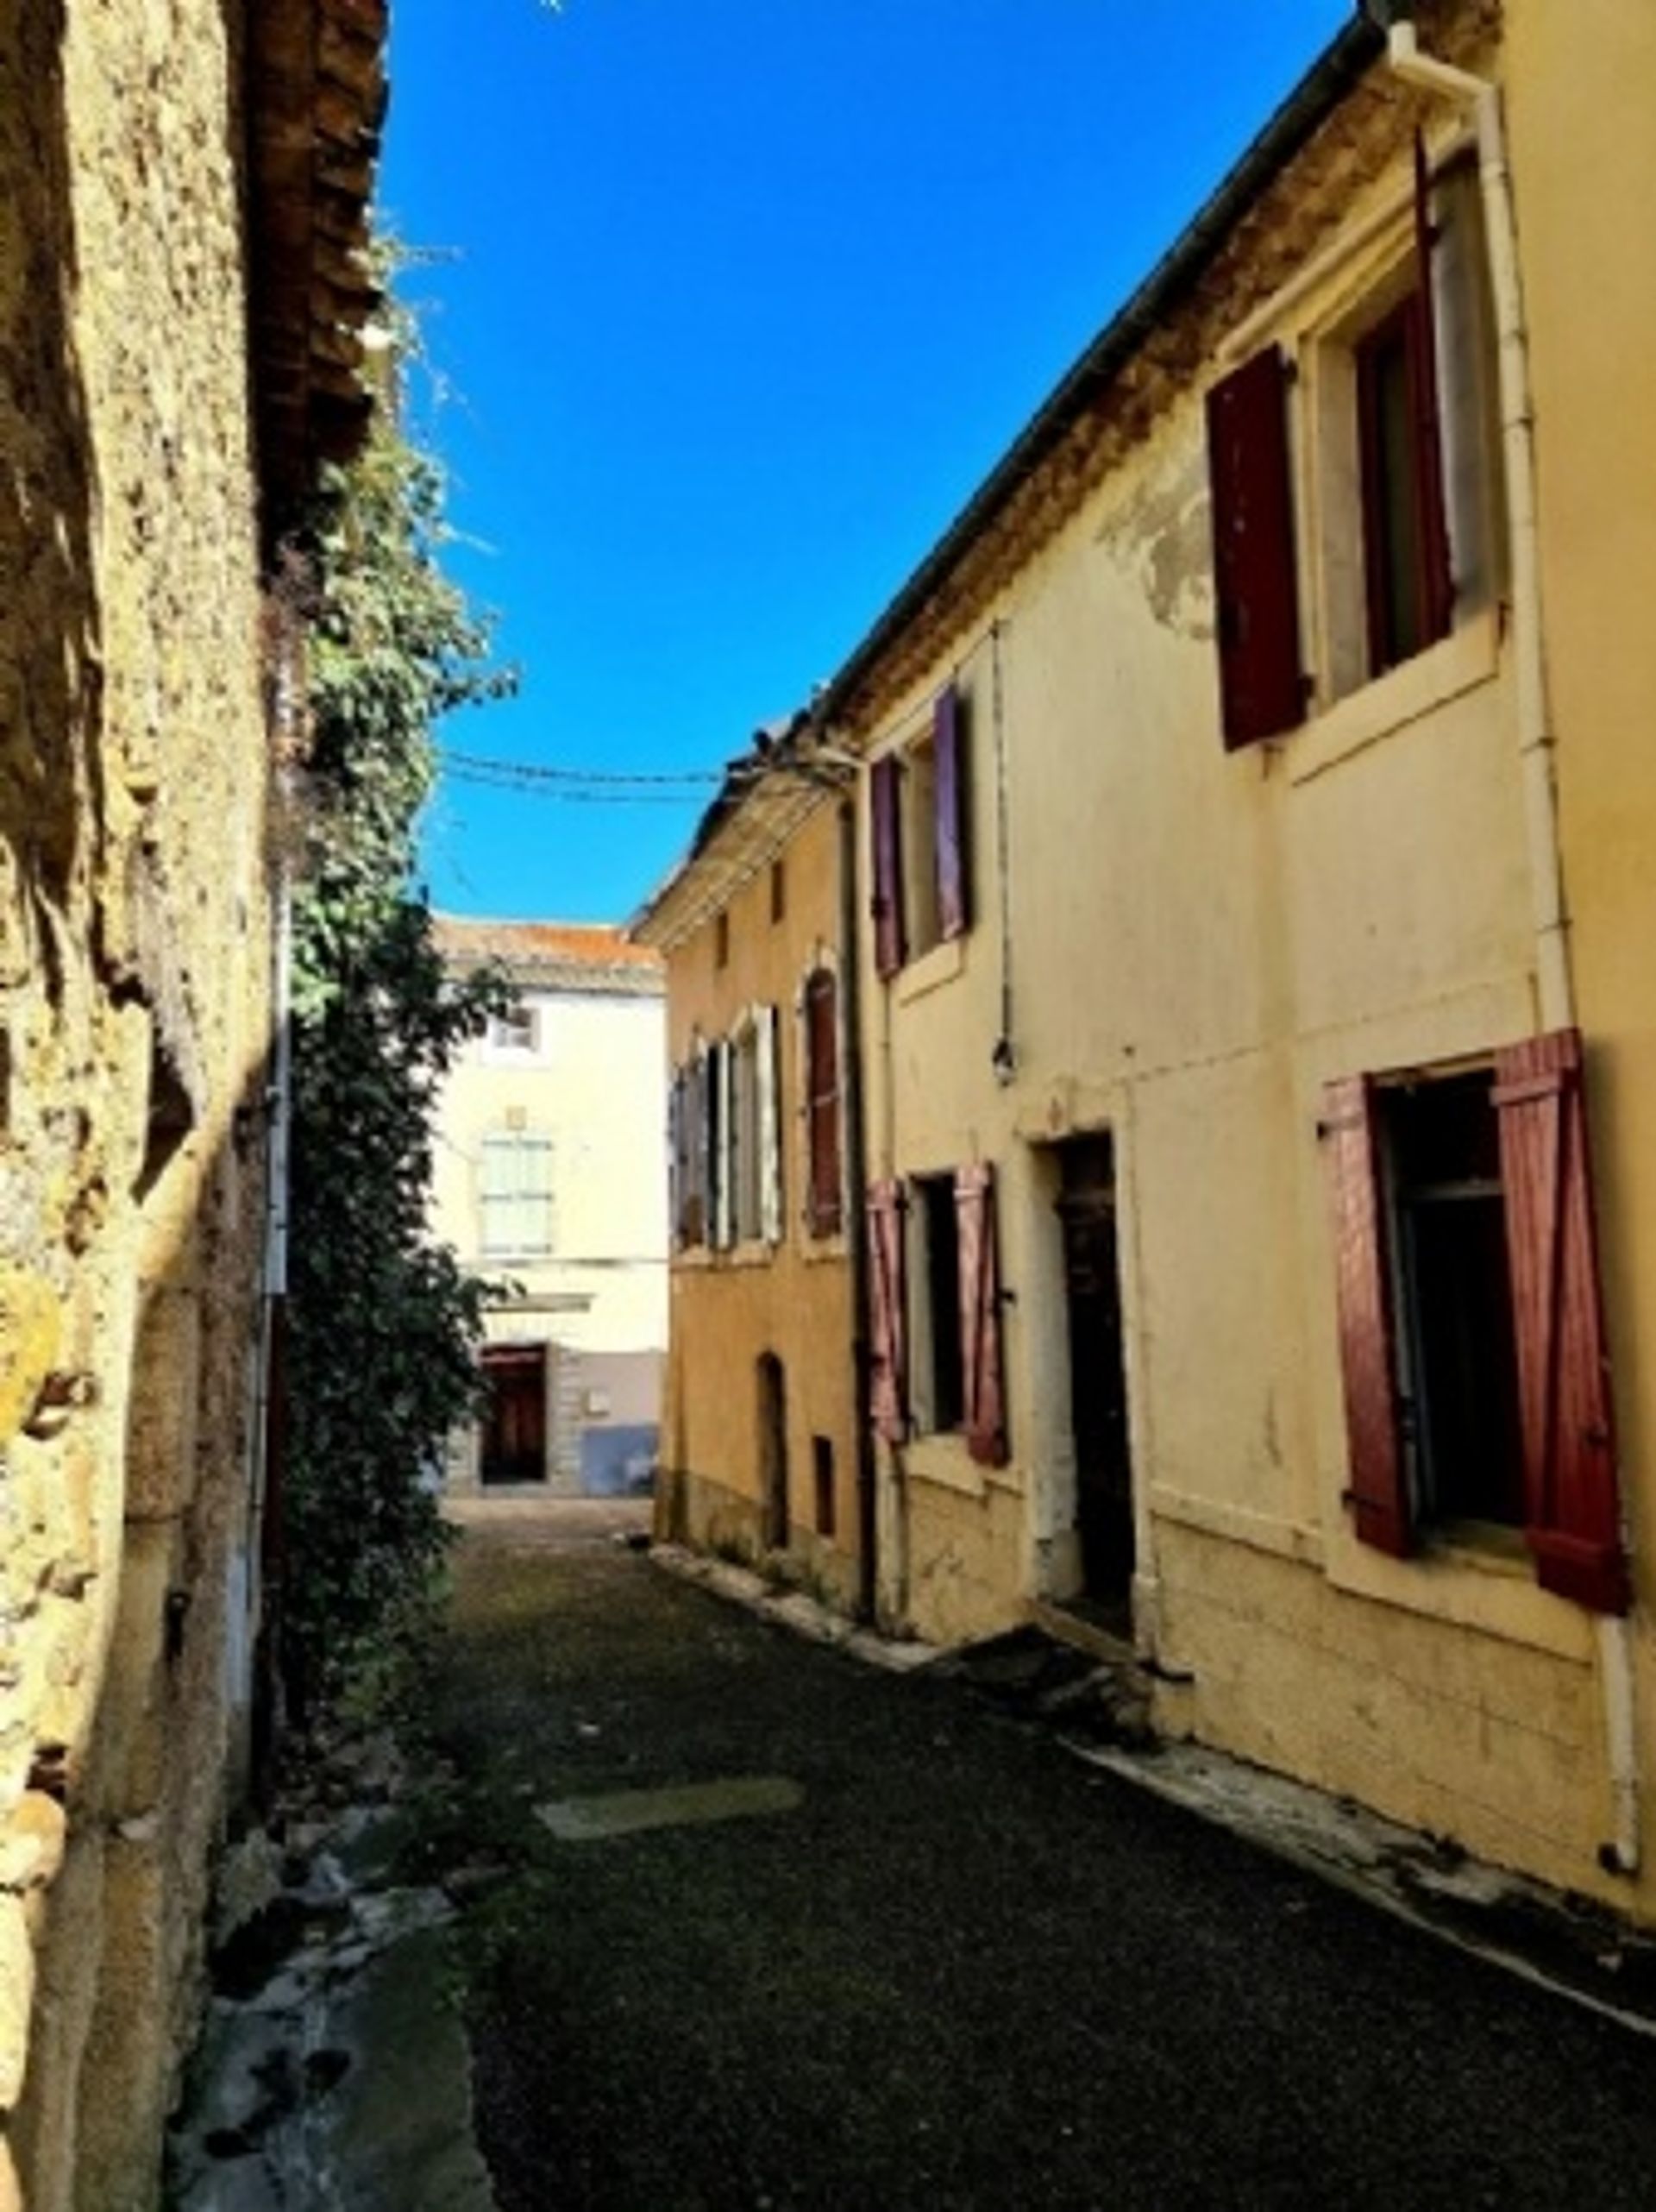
<box><xmin>430</xmin><ymin>918</ymin><xmax>668</xmax><ymax>1496</ymax></box>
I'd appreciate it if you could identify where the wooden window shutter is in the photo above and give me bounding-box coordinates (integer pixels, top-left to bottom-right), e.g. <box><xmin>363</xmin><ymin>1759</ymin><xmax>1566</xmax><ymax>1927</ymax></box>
<box><xmin>933</xmin><ymin>683</ymin><xmax>969</xmax><ymax>942</ymax></box>
<box><xmin>1205</xmin><ymin>346</ymin><xmax>1305</xmax><ymax>749</ymax></box>
<box><xmin>1323</xmin><ymin>1074</ymin><xmax>1410</xmax><ymax>1557</ymax></box>
<box><xmin>713</xmin><ymin>1040</ymin><xmax>735</xmax><ymax>1251</ymax></box>
<box><xmin>869</xmin><ymin>754</ymin><xmax>906</xmax><ymax>979</ymax></box>
<box><xmin>1493</xmin><ymin>1030</ymin><xmax>1628</xmax><ymax>1613</ymax></box>
<box><xmin>1411</xmin><ymin>131</ymin><xmax>1455</xmax><ymax>648</ymax></box>
<box><xmin>668</xmin><ymin>1068</ymin><xmax>684</xmax><ymax>1247</ymax></box>
<box><xmin>955</xmin><ymin>1162</ymin><xmax>1009</xmax><ymax>1468</ymax></box>
<box><xmin>866</xmin><ymin>1178</ymin><xmax>908</xmax><ymax>1444</ymax></box>
<box><xmin>758</xmin><ymin>1005</ymin><xmax>782</xmax><ymax>1246</ymax></box>
<box><xmin>806</xmin><ymin>968</ymin><xmax>843</xmax><ymax>1236</ymax></box>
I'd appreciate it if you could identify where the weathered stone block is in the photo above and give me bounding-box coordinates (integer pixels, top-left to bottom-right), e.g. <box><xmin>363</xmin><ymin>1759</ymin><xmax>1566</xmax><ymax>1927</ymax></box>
<box><xmin>0</xmin><ymin>1796</ymin><xmax>65</xmax><ymax>1896</ymax></box>
<box><xmin>0</xmin><ymin>1895</ymin><xmax>34</xmax><ymax>2110</ymax></box>
<box><xmin>0</xmin><ymin>1271</ymin><xmax>60</xmax><ymax>1448</ymax></box>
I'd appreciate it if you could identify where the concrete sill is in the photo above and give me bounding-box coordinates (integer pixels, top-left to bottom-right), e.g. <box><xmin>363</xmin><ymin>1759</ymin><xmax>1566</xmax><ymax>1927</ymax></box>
<box><xmin>895</xmin><ymin>935</ymin><xmax>965</xmax><ymax>1006</ymax></box>
<box><xmin>1287</xmin><ymin>608</ymin><xmax>1501</xmax><ymax>789</ymax></box>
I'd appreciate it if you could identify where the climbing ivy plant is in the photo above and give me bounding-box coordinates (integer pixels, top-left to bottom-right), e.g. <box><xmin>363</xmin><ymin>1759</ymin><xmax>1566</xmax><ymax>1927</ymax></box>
<box><xmin>280</xmin><ymin>309</ymin><xmax>513</xmax><ymax>1720</ymax></box>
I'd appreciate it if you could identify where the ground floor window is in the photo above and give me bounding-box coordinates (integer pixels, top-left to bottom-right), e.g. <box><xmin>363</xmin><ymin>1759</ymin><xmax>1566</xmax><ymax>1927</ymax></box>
<box><xmin>1324</xmin><ymin>1028</ymin><xmax>1626</xmax><ymax>1612</ymax></box>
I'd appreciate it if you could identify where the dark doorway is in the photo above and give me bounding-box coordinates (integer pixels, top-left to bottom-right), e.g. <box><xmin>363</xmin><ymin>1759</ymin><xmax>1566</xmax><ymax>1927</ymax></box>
<box><xmin>480</xmin><ymin>1343</ymin><xmax>549</xmax><ymax>1486</ymax></box>
<box><xmin>757</xmin><ymin>1353</ymin><xmax>789</xmax><ymax>1550</ymax></box>
<box><xmin>1054</xmin><ymin>1137</ymin><xmax>1134</xmax><ymax>1618</ymax></box>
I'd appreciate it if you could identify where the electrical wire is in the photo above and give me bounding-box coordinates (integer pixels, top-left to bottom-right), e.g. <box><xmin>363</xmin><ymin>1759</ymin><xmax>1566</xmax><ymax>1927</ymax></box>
<box><xmin>441</xmin><ymin>748</ymin><xmax>720</xmax><ymax>801</ymax></box>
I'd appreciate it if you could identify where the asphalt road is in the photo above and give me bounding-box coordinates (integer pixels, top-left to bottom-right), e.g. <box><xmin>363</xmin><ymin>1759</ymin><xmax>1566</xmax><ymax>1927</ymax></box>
<box><xmin>430</xmin><ymin>1518</ymin><xmax>1656</xmax><ymax>2211</ymax></box>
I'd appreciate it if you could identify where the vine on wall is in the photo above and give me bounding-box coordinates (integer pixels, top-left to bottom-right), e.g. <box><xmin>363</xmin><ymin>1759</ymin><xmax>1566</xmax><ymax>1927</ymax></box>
<box><xmin>280</xmin><ymin>312</ymin><xmax>513</xmax><ymax>1719</ymax></box>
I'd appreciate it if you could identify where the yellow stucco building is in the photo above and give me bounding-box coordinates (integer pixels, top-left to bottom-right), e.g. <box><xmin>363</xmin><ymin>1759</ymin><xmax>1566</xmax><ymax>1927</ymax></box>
<box><xmin>636</xmin><ymin>734</ymin><xmax>869</xmax><ymax>1615</ymax></box>
<box><xmin>796</xmin><ymin>0</ymin><xmax>1656</xmax><ymax>1918</ymax></box>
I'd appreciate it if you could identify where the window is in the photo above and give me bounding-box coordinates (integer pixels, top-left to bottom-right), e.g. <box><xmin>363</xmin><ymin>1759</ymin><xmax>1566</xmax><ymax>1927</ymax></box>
<box><xmin>671</xmin><ymin>1015</ymin><xmax>781</xmax><ymax>1253</ymax></box>
<box><xmin>1206</xmin><ymin>138</ymin><xmax>1496</xmax><ymax>744</ymax></box>
<box><xmin>714</xmin><ymin>910</ymin><xmax>730</xmax><ymax>970</ymax></box>
<box><xmin>479</xmin><ymin>1132</ymin><xmax>555</xmax><ymax>1260</ymax></box>
<box><xmin>486</xmin><ymin>1003</ymin><xmax>538</xmax><ymax>1056</ymax></box>
<box><xmin>812</xmin><ymin>1436</ymin><xmax>836</xmax><ymax>1538</ymax></box>
<box><xmin>769</xmin><ymin>858</ymin><xmax>786</xmax><ymax>924</ymax></box>
<box><xmin>1323</xmin><ymin>1029</ymin><xmax>1627</xmax><ymax>1612</ymax></box>
<box><xmin>870</xmin><ymin>682</ymin><xmax>969</xmax><ymax>978</ymax></box>
<box><xmin>865</xmin><ymin>1163</ymin><xmax>1007</xmax><ymax>1466</ymax></box>
<box><xmin>1356</xmin><ymin>292</ymin><xmax>1449</xmax><ymax>676</ymax></box>
<box><xmin>802</xmin><ymin>965</ymin><xmax>843</xmax><ymax>1237</ymax></box>
<box><xmin>912</xmin><ymin>1173</ymin><xmax>965</xmax><ymax>1434</ymax></box>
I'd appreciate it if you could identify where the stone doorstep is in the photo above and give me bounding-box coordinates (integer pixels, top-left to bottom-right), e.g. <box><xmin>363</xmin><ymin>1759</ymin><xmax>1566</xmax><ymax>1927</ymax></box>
<box><xmin>649</xmin><ymin>1542</ymin><xmax>1656</xmax><ymax>2044</ymax></box>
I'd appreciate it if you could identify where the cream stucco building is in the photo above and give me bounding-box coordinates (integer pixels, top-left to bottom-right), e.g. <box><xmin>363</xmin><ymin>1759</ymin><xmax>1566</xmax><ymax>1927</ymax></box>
<box><xmin>652</xmin><ymin>0</ymin><xmax>1656</xmax><ymax>1924</ymax></box>
<box><xmin>430</xmin><ymin>919</ymin><xmax>668</xmax><ymax>1498</ymax></box>
<box><xmin>827</xmin><ymin>0</ymin><xmax>1656</xmax><ymax>1916</ymax></box>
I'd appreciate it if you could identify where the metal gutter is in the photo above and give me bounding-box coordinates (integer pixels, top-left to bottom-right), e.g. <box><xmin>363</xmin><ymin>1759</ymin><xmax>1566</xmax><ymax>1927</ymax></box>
<box><xmin>816</xmin><ymin>10</ymin><xmax>1383</xmax><ymax>729</ymax></box>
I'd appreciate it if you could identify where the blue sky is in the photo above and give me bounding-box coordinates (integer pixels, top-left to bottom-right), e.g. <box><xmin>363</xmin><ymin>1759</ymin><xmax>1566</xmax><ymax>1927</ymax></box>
<box><xmin>384</xmin><ymin>0</ymin><xmax>1352</xmax><ymax>924</ymax></box>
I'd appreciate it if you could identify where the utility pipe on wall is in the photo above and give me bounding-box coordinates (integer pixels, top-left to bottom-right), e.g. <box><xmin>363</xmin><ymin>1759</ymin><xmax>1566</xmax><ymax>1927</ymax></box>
<box><xmin>1387</xmin><ymin>18</ymin><xmax>1641</xmax><ymax>1880</ymax></box>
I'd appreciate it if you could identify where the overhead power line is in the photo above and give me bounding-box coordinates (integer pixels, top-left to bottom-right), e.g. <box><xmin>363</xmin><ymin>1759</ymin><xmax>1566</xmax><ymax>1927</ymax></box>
<box><xmin>441</xmin><ymin>748</ymin><xmax>721</xmax><ymax>800</ymax></box>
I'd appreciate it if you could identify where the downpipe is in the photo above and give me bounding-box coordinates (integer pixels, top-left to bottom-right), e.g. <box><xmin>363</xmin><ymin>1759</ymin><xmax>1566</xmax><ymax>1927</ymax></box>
<box><xmin>1388</xmin><ymin>19</ymin><xmax>1641</xmax><ymax>1880</ymax></box>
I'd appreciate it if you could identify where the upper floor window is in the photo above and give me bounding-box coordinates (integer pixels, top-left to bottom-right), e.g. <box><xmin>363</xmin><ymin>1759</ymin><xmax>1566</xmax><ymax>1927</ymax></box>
<box><xmin>1205</xmin><ymin>140</ymin><xmax>1497</xmax><ymax>746</ymax></box>
<box><xmin>668</xmin><ymin>1009</ymin><xmax>782</xmax><ymax>1253</ymax></box>
<box><xmin>479</xmin><ymin>1131</ymin><xmax>555</xmax><ymax>1260</ymax></box>
<box><xmin>870</xmin><ymin>682</ymin><xmax>969</xmax><ymax>979</ymax></box>
<box><xmin>802</xmin><ymin>965</ymin><xmax>843</xmax><ymax>1238</ymax></box>
<box><xmin>486</xmin><ymin>1002</ymin><xmax>539</xmax><ymax>1057</ymax></box>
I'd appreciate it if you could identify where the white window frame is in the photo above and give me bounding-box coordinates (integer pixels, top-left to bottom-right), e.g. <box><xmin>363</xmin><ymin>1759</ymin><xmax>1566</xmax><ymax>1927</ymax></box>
<box><xmin>477</xmin><ymin>1130</ymin><xmax>555</xmax><ymax>1260</ymax></box>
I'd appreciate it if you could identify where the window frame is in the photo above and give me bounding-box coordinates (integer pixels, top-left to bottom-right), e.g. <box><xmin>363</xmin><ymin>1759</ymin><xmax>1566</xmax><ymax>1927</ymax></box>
<box><xmin>1323</xmin><ymin>1032</ymin><xmax>1628</xmax><ymax>1612</ymax></box>
<box><xmin>477</xmin><ymin>1128</ymin><xmax>555</xmax><ymax>1261</ymax></box>
<box><xmin>870</xmin><ymin>682</ymin><xmax>970</xmax><ymax>979</ymax></box>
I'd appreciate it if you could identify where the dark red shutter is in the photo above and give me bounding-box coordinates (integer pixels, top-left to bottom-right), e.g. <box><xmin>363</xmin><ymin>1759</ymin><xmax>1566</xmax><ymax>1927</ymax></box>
<box><xmin>933</xmin><ymin>684</ymin><xmax>968</xmax><ymax>941</ymax></box>
<box><xmin>955</xmin><ymin>1163</ymin><xmax>1008</xmax><ymax>1468</ymax></box>
<box><xmin>870</xmin><ymin>754</ymin><xmax>906</xmax><ymax>979</ymax></box>
<box><xmin>1323</xmin><ymin>1075</ymin><xmax>1409</xmax><ymax>1556</ymax></box>
<box><xmin>1493</xmin><ymin>1030</ymin><xmax>1628</xmax><ymax>1612</ymax></box>
<box><xmin>1205</xmin><ymin>346</ymin><xmax>1305</xmax><ymax>749</ymax></box>
<box><xmin>1410</xmin><ymin>131</ymin><xmax>1455</xmax><ymax>648</ymax></box>
<box><xmin>866</xmin><ymin>1179</ymin><xmax>907</xmax><ymax>1444</ymax></box>
<box><xmin>805</xmin><ymin>969</ymin><xmax>842</xmax><ymax>1236</ymax></box>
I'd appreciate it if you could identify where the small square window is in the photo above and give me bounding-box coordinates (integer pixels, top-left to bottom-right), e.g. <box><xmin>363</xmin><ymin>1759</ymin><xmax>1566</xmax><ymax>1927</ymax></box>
<box><xmin>487</xmin><ymin>1004</ymin><xmax>537</xmax><ymax>1055</ymax></box>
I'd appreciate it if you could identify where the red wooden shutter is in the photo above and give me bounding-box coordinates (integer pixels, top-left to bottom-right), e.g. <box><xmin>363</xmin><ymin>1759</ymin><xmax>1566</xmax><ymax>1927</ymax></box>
<box><xmin>955</xmin><ymin>1163</ymin><xmax>1008</xmax><ymax>1469</ymax></box>
<box><xmin>1410</xmin><ymin>131</ymin><xmax>1455</xmax><ymax>649</ymax></box>
<box><xmin>866</xmin><ymin>1179</ymin><xmax>907</xmax><ymax>1444</ymax></box>
<box><xmin>869</xmin><ymin>754</ymin><xmax>906</xmax><ymax>979</ymax></box>
<box><xmin>668</xmin><ymin>1068</ymin><xmax>684</xmax><ymax>1246</ymax></box>
<box><xmin>1205</xmin><ymin>346</ymin><xmax>1305</xmax><ymax>749</ymax></box>
<box><xmin>933</xmin><ymin>684</ymin><xmax>968</xmax><ymax>942</ymax></box>
<box><xmin>1493</xmin><ymin>1030</ymin><xmax>1628</xmax><ymax>1612</ymax></box>
<box><xmin>806</xmin><ymin>968</ymin><xmax>842</xmax><ymax>1236</ymax></box>
<box><xmin>1323</xmin><ymin>1075</ymin><xmax>1409</xmax><ymax>1556</ymax></box>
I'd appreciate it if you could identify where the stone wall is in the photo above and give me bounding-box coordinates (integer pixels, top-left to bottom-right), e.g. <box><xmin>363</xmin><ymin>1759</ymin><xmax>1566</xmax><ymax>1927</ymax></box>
<box><xmin>0</xmin><ymin>2</ymin><xmax>279</xmax><ymax>2204</ymax></box>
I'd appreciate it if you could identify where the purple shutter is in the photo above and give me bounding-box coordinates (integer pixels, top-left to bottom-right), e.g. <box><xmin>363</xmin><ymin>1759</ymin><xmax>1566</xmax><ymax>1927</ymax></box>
<box><xmin>806</xmin><ymin>968</ymin><xmax>842</xmax><ymax>1236</ymax></box>
<box><xmin>1205</xmin><ymin>346</ymin><xmax>1305</xmax><ymax>749</ymax></box>
<box><xmin>955</xmin><ymin>1163</ymin><xmax>1008</xmax><ymax>1468</ymax></box>
<box><xmin>1411</xmin><ymin>131</ymin><xmax>1455</xmax><ymax>648</ymax></box>
<box><xmin>1323</xmin><ymin>1075</ymin><xmax>1409</xmax><ymax>1557</ymax></box>
<box><xmin>866</xmin><ymin>1179</ymin><xmax>907</xmax><ymax>1444</ymax></box>
<box><xmin>1493</xmin><ymin>1031</ymin><xmax>1628</xmax><ymax>1613</ymax></box>
<box><xmin>934</xmin><ymin>684</ymin><xmax>968</xmax><ymax>941</ymax></box>
<box><xmin>869</xmin><ymin>755</ymin><xmax>906</xmax><ymax>980</ymax></box>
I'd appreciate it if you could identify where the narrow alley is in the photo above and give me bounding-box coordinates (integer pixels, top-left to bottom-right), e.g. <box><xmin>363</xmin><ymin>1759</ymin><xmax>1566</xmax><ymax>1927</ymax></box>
<box><xmin>423</xmin><ymin>1514</ymin><xmax>1656</xmax><ymax>2211</ymax></box>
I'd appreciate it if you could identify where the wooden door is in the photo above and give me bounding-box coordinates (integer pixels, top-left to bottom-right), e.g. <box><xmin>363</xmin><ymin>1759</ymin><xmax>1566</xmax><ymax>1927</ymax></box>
<box><xmin>1055</xmin><ymin>1139</ymin><xmax>1134</xmax><ymax>1609</ymax></box>
<box><xmin>480</xmin><ymin>1343</ymin><xmax>548</xmax><ymax>1486</ymax></box>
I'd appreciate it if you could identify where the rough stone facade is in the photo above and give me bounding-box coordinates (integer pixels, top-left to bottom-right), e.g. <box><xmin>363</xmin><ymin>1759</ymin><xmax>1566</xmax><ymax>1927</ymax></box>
<box><xmin>0</xmin><ymin>3</ymin><xmax>382</xmax><ymax>2204</ymax></box>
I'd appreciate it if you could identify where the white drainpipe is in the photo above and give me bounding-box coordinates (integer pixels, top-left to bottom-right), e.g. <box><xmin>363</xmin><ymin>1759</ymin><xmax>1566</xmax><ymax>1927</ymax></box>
<box><xmin>1387</xmin><ymin>18</ymin><xmax>1640</xmax><ymax>1879</ymax></box>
